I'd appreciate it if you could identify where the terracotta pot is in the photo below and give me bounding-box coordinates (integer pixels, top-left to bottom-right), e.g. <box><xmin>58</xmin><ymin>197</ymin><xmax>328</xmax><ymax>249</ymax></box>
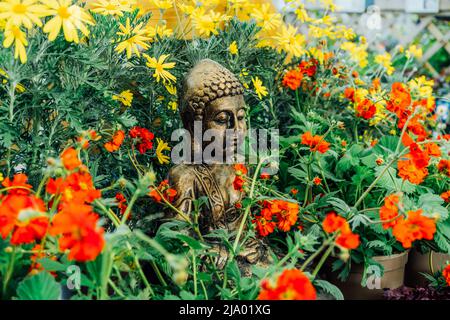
<box><xmin>404</xmin><ymin>249</ymin><xmax>450</xmax><ymax>287</ymax></box>
<box><xmin>325</xmin><ymin>251</ymin><xmax>409</xmax><ymax>300</ymax></box>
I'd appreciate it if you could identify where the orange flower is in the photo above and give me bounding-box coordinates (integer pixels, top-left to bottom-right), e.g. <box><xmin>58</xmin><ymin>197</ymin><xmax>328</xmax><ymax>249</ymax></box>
<box><xmin>104</xmin><ymin>130</ymin><xmax>125</xmax><ymax>152</ymax></box>
<box><xmin>392</xmin><ymin>209</ymin><xmax>436</xmax><ymax>248</ymax></box>
<box><xmin>336</xmin><ymin>232</ymin><xmax>360</xmax><ymax>250</ymax></box>
<box><xmin>0</xmin><ymin>193</ymin><xmax>48</xmax><ymax>244</ymax></box>
<box><xmin>387</xmin><ymin>82</ymin><xmax>411</xmax><ymax>116</ymax></box>
<box><xmin>301</xmin><ymin>131</ymin><xmax>330</xmax><ymax>154</ymax></box>
<box><xmin>379</xmin><ymin>194</ymin><xmax>402</xmax><ymax>229</ymax></box>
<box><xmin>355</xmin><ymin>99</ymin><xmax>376</xmax><ymax>119</ymax></box>
<box><xmin>312</xmin><ymin>177</ymin><xmax>322</xmax><ymax>185</ymax></box>
<box><xmin>258</xmin><ymin>269</ymin><xmax>316</xmax><ymax>300</ymax></box>
<box><xmin>425</xmin><ymin>143</ymin><xmax>441</xmax><ymax>158</ymax></box>
<box><xmin>46</xmin><ymin>171</ymin><xmax>101</xmax><ymax>205</ymax></box>
<box><xmin>233</xmin><ymin>164</ymin><xmax>247</xmax><ymax>191</ymax></box>
<box><xmin>77</xmin><ymin>130</ymin><xmax>98</xmax><ymax>149</ymax></box>
<box><xmin>61</xmin><ymin>148</ymin><xmax>81</xmax><ymax>171</ymax></box>
<box><xmin>299</xmin><ymin>59</ymin><xmax>317</xmax><ymax>77</ymax></box>
<box><xmin>129</xmin><ymin>126</ymin><xmax>154</xmax><ymax>154</ymax></box>
<box><xmin>253</xmin><ymin>207</ymin><xmax>276</xmax><ymax>237</ymax></box>
<box><xmin>270</xmin><ymin>200</ymin><xmax>299</xmax><ymax>232</ymax></box>
<box><xmin>343</xmin><ymin>87</ymin><xmax>355</xmax><ymax>102</ymax></box>
<box><xmin>322</xmin><ymin>212</ymin><xmax>360</xmax><ymax>250</ymax></box>
<box><xmin>398</xmin><ymin>156</ymin><xmax>428</xmax><ymax>185</ymax></box>
<box><xmin>149</xmin><ymin>180</ymin><xmax>177</xmax><ymax>203</ymax></box>
<box><xmin>282</xmin><ymin>69</ymin><xmax>303</xmax><ymax>91</ymax></box>
<box><xmin>322</xmin><ymin>212</ymin><xmax>346</xmax><ymax>233</ymax></box>
<box><xmin>1</xmin><ymin>173</ymin><xmax>32</xmax><ymax>195</ymax></box>
<box><xmin>441</xmin><ymin>191</ymin><xmax>450</xmax><ymax>203</ymax></box>
<box><xmin>290</xmin><ymin>188</ymin><xmax>298</xmax><ymax>195</ymax></box>
<box><xmin>260</xmin><ymin>172</ymin><xmax>271</xmax><ymax>180</ymax></box>
<box><xmin>50</xmin><ymin>203</ymin><xmax>105</xmax><ymax>262</ymax></box>
<box><xmin>438</xmin><ymin>159</ymin><xmax>450</xmax><ymax>177</ymax></box>
<box><xmin>409</xmin><ymin>143</ymin><xmax>429</xmax><ymax>169</ymax></box>
<box><xmin>443</xmin><ymin>264</ymin><xmax>450</xmax><ymax>286</ymax></box>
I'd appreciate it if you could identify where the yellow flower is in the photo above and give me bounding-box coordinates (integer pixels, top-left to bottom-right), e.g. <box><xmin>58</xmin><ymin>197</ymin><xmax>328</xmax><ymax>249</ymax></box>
<box><xmin>251</xmin><ymin>3</ymin><xmax>282</xmax><ymax>31</ymax></box>
<box><xmin>191</xmin><ymin>7</ymin><xmax>229</xmax><ymax>37</ymax></box>
<box><xmin>115</xmin><ymin>18</ymin><xmax>151</xmax><ymax>59</ymax></box>
<box><xmin>155</xmin><ymin>138</ymin><xmax>170</xmax><ymax>164</ymax></box>
<box><xmin>340</xmin><ymin>42</ymin><xmax>368</xmax><ymax>68</ymax></box>
<box><xmin>295</xmin><ymin>4</ymin><xmax>311</xmax><ymax>23</ymax></box>
<box><xmin>0</xmin><ymin>0</ymin><xmax>46</xmax><ymax>29</ymax></box>
<box><xmin>146</xmin><ymin>24</ymin><xmax>173</xmax><ymax>38</ymax></box>
<box><xmin>42</xmin><ymin>0</ymin><xmax>94</xmax><ymax>43</ymax></box>
<box><xmin>0</xmin><ymin>172</ymin><xmax>3</xmax><ymax>182</ymax></box>
<box><xmin>251</xmin><ymin>76</ymin><xmax>267</xmax><ymax>100</ymax></box>
<box><xmin>90</xmin><ymin>0</ymin><xmax>131</xmax><ymax>16</ymax></box>
<box><xmin>144</xmin><ymin>54</ymin><xmax>176</xmax><ymax>83</ymax></box>
<box><xmin>168</xmin><ymin>101</ymin><xmax>177</xmax><ymax>111</ymax></box>
<box><xmin>165</xmin><ymin>84</ymin><xmax>177</xmax><ymax>96</ymax></box>
<box><xmin>229</xmin><ymin>41</ymin><xmax>238</xmax><ymax>55</ymax></box>
<box><xmin>375</xmin><ymin>52</ymin><xmax>394</xmax><ymax>75</ymax></box>
<box><xmin>275</xmin><ymin>24</ymin><xmax>306</xmax><ymax>58</ymax></box>
<box><xmin>112</xmin><ymin>90</ymin><xmax>133</xmax><ymax>106</ymax></box>
<box><xmin>152</xmin><ymin>0</ymin><xmax>172</xmax><ymax>10</ymax></box>
<box><xmin>3</xmin><ymin>24</ymin><xmax>28</xmax><ymax>63</ymax></box>
<box><xmin>309</xmin><ymin>47</ymin><xmax>324</xmax><ymax>64</ymax></box>
<box><xmin>408</xmin><ymin>76</ymin><xmax>434</xmax><ymax>99</ymax></box>
<box><xmin>406</xmin><ymin>45</ymin><xmax>423</xmax><ymax>60</ymax></box>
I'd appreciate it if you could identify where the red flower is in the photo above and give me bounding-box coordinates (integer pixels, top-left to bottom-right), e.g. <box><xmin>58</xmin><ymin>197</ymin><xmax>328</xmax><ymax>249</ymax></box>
<box><xmin>129</xmin><ymin>126</ymin><xmax>154</xmax><ymax>154</ymax></box>
<box><xmin>61</xmin><ymin>148</ymin><xmax>81</xmax><ymax>171</ymax></box>
<box><xmin>336</xmin><ymin>231</ymin><xmax>360</xmax><ymax>250</ymax></box>
<box><xmin>322</xmin><ymin>212</ymin><xmax>360</xmax><ymax>250</ymax></box>
<box><xmin>104</xmin><ymin>130</ymin><xmax>125</xmax><ymax>152</ymax></box>
<box><xmin>149</xmin><ymin>180</ymin><xmax>177</xmax><ymax>203</ymax></box>
<box><xmin>258</xmin><ymin>269</ymin><xmax>316</xmax><ymax>300</ymax></box>
<box><xmin>392</xmin><ymin>209</ymin><xmax>436</xmax><ymax>248</ymax></box>
<box><xmin>50</xmin><ymin>203</ymin><xmax>105</xmax><ymax>262</ymax></box>
<box><xmin>355</xmin><ymin>99</ymin><xmax>376</xmax><ymax>119</ymax></box>
<box><xmin>387</xmin><ymin>82</ymin><xmax>411</xmax><ymax>115</ymax></box>
<box><xmin>282</xmin><ymin>69</ymin><xmax>303</xmax><ymax>90</ymax></box>
<box><xmin>312</xmin><ymin>177</ymin><xmax>322</xmax><ymax>186</ymax></box>
<box><xmin>269</xmin><ymin>200</ymin><xmax>299</xmax><ymax>232</ymax></box>
<box><xmin>115</xmin><ymin>193</ymin><xmax>128</xmax><ymax>215</ymax></box>
<box><xmin>301</xmin><ymin>131</ymin><xmax>330</xmax><ymax>154</ymax></box>
<box><xmin>260</xmin><ymin>172</ymin><xmax>271</xmax><ymax>180</ymax></box>
<box><xmin>233</xmin><ymin>164</ymin><xmax>248</xmax><ymax>191</ymax></box>
<box><xmin>398</xmin><ymin>155</ymin><xmax>428</xmax><ymax>185</ymax></box>
<box><xmin>443</xmin><ymin>264</ymin><xmax>450</xmax><ymax>286</ymax></box>
<box><xmin>299</xmin><ymin>59</ymin><xmax>317</xmax><ymax>77</ymax></box>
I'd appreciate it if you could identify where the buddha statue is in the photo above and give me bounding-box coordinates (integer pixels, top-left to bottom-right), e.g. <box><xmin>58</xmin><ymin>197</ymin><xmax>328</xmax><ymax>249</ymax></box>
<box><xmin>167</xmin><ymin>59</ymin><xmax>269</xmax><ymax>273</ymax></box>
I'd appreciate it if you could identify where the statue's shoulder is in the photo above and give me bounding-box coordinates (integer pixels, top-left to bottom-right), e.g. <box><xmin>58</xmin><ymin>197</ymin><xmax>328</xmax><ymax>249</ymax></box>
<box><xmin>168</xmin><ymin>164</ymin><xmax>197</xmax><ymax>185</ymax></box>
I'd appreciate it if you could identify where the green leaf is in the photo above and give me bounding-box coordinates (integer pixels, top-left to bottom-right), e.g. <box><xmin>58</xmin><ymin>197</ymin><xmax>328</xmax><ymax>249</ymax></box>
<box><xmin>374</xmin><ymin>165</ymin><xmax>415</xmax><ymax>194</ymax></box>
<box><xmin>36</xmin><ymin>258</ymin><xmax>68</xmax><ymax>272</ymax></box>
<box><xmin>314</xmin><ymin>279</ymin><xmax>344</xmax><ymax>300</ymax></box>
<box><xmin>327</xmin><ymin>197</ymin><xmax>352</xmax><ymax>216</ymax></box>
<box><xmin>15</xmin><ymin>272</ymin><xmax>61</xmax><ymax>300</ymax></box>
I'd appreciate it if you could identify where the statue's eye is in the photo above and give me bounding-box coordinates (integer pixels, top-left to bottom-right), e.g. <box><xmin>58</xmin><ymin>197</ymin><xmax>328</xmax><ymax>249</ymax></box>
<box><xmin>215</xmin><ymin>114</ymin><xmax>228</xmax><ymax>124</ymax></box>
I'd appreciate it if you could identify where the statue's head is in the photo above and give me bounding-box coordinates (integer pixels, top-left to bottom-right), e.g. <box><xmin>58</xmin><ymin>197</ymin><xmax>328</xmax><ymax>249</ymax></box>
<box><xmin>180</xmin><ymin>59</ymin><xmax>247</xmax><ymax>161</ymax></box>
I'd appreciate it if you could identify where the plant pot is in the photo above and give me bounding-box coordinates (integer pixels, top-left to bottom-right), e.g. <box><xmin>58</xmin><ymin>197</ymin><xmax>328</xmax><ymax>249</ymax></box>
<box><xmin>404</xmin><ymin>248</ymin><xmax>450</xmax><ymax>287</ymax></box>
<box><xmin>324</xmin><ymin>251</ymin><xmax>409</xmax><ymax>300</ymax></box>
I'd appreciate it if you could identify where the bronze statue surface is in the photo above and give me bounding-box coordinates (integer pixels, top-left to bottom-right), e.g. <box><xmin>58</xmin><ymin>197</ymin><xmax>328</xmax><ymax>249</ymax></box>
<box><xmin>167</xmin><ymin>59</ymin><xmax>269</xmax><ymax>273</ymax></box>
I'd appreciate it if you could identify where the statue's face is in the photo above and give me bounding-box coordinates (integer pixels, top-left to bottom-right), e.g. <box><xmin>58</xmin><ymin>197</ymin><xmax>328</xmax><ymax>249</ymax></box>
<box><xmin>202</xmin><ymin>95</ymin><xmax>247</xmax><ymax>162</ymax></box>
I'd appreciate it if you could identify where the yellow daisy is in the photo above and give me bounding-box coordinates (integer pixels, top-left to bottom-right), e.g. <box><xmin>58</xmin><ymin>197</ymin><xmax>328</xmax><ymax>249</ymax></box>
<box><xmin>112</xmin><ymin>89</ymin><xmax>133</xmax><ymax>106</ymax></box>
<box><xmin>144</xmin><ymin>53</ymin><xmax>176</xmax><ymax>83</ymax></box>
<box><xmin>274</xmin><ymin>24</ymin><xmax>306</xmax><ymax>58</ymax></box>
<box><xmin>0</xmin><ymin>0</ymin><xmax>46</xmax><ymax>29</ymax></box>
<box><xmin>90</xmin><ymin>0</ymin><xmax>131</xmax><ymax>16</ymax></box>
<box><xmin>42</xmin><ymin>0</ymin><xmax>94</xmax><ymax>43</ymax></box>
<box><xmin>152</xmin><ymin>0</ymin><xmax>173</xmax><ymax>10</ymax></box>
<box><xmin>251</xmin><ymin>3</ymin><xmax>282</xmax><ymax>31</ymax></box>
<box><xmin>229</xmin><ymin>41</ymin><xmax>238</xmax><ymax>55</ymax></box>
<box><xmin>155</xmin><ymin>138</ymin><xmax>171</xmax><ymax>164</ymax></box>
<box><xmin>251</xmin><ymin>76</ymin><xmax>268</xmax><ymax>100</ymax></box>
<box><xmin>115</xmin><ymin>17</ymin><xmax>151</xmax><ymax>59</ymax></box>
<box><xmin>3</xmin><ymin>24</ymin><xmax>28</xmax><ymax>63</ymax></box>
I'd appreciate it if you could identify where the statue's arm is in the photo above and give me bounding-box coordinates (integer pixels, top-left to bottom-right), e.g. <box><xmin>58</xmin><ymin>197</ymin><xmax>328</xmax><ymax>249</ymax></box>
<box><xmin>167</xmin><ymin>165</ymin><xmax>196</xmax><ymax>220</ymax></box>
